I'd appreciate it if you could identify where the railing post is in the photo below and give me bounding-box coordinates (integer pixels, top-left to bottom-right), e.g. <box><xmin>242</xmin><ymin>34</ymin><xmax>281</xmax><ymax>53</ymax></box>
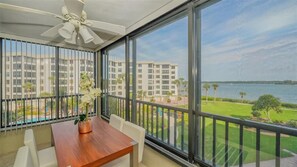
<box><xmin>55</xmin><ymin>46</ymin><xmax>59</xmax><ymax>119</ymax></box>
<box><xmin>0</xmin><ymin>38</ymin><xmax>2</xmax><ymax>129</ymax></box>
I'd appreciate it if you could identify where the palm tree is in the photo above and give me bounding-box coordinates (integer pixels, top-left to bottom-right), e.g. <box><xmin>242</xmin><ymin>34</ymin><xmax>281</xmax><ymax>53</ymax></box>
<box><xmin>212</xmin><ymin>83</ymin><xmax>219</xmax><ymax>102</ymax></box>
<box><xmin>116</xmin><ymin>73</ymin><xmax>125</xmax><ymax>84</ymax></box>
<box><xmin>173</xmin><ymin>78</ymin><xmax>184</xmax><ymax>101</ymax></box>
<box><xmin>137</xmin><ymin>90</ymin><xmax>147</xmax><ymax>101</ymax></box>
<box><xmin>239</xmin><ymin>92</ymin><xmax>246</xmax><ymax>102</ymax></box>
<box><xmin>49</xmin><ymin>76</ymin><xmax>55</xmax><ymax>95</ymax></box>
<box><xmin>22</xmin><ymin>82</ymin><xmax>34</xmax><ymax>98</ymax></box>
<box><xmin>166</xmin><ymin>91</ymin><xmax>173</xmax><ymax>103</ymax></box>
<box><xmin>203</xmin><ymin>83</ymin><xmax>210</xmax><ymax>103</ymax></box>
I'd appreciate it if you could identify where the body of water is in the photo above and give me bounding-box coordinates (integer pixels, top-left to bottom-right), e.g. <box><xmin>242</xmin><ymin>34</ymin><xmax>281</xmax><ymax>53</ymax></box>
<box><xmin>203</xmin><ymin>83</ymin><xmax>297</xmax><ymax>104</ymax></box>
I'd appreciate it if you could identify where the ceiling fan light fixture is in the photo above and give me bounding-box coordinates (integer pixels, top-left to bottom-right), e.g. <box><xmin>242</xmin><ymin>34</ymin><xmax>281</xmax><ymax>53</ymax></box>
<box><xmin>79</xmin><ymin>25</ymin><xmax>94</xmax><ymax>43</ymax></box>
<box><xmin>58</xmin><ymin>22</ymin><xmax>75</xmax><ymax>39</ymax></box>
<box><xmin>65</xmin><ymin>30</ymin><xmax>77</xmax><ymax>44</ymax></box>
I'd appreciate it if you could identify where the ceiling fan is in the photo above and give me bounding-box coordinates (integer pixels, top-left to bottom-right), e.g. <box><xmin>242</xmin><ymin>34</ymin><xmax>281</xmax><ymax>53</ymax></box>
<box><xmin>0</xmin><ymin>0</ymin><xmax>126</xmax><ymax>45</ymax></box>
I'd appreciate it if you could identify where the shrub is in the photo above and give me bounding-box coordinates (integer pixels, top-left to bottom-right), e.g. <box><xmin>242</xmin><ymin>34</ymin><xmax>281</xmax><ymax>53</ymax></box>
<box><xmin>272</xmin><ymin>120</ymin><xmax>284</xmax><ymax>124</ymax></box>
<box><xmin>286</xmin><ymin>120</ymin><xmax>297</xmax><ymax>128</ymax></box>
<box><xmin>167</xmin><ymin>98</ymin><xmax>171</xmax><ymax>103</ymax></box>
<box><xmin>150</xmin><ymin>97</ymin><xmax>155</xmax><ymax>103</ymax></box>
<box><xmin>282</xmin><ymin>103</ymin><xmax>297</xmax><ymax>109</ymax></box>
<box><xmin>251</xmin><ymin>110</ymin><xmax>261</xmax><ymax>117</ymax></box>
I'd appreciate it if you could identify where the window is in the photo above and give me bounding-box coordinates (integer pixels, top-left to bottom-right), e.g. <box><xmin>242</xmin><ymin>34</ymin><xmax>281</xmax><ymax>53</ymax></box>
<box><xmin>138</xmin><ymin>69</ymin><xmax>142</xmax><ymax>73</ymax></box>
<box><xmin>106</xmin><ymin>42</ymin><xmax>126</xmax><ymax>98</ymax></box>
<box><xmin>162</xmin><ymin>75</ymin><xmax>169</xmax><ymax>79</ymax></box>
<box><xmin>162</xmin><ymin>86</ymin><xmax>169</xmax><ymax>89</ymax></box>
<box><xmin>148</xmin><ymin>75</ymin><xmax>153</xmax><ymax>79</ymax></box>
<box><xmin>198</xmin><ymin>0</ymin><xmax>297</xmax><ymax>166</ymax></box>
<box><xmin>162</xmin><ymin>80</ymin><xmax>169</xmax><ymax>84</ymax></box>
<box><xmin>162</xmin><ymin>65</ymin><xmax>169</xmax><ymax>68</ymax></box>
<box><xmin>148</xmin><ymin>69</ymin><xmax>153</xmax><ymax>73</ymax></box>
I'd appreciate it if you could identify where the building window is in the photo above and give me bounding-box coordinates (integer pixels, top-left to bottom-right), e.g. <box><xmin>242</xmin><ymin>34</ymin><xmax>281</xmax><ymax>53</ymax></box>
<box><xmin>162</xmin><ymin>65</ymin><xmax>169</xmax><ymax>68</ymax></box>
<box><xmin>162</xmin><ymin>75</ymin><xmax>169</xmax><ymax>79</ymax></box>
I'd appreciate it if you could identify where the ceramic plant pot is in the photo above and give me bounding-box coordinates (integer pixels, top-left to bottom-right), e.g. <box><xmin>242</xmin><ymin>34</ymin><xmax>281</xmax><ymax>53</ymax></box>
<box><xmin>78</xmin><ymin>119</ymin><xmax>92</xmax><ymax>134</ymax></box>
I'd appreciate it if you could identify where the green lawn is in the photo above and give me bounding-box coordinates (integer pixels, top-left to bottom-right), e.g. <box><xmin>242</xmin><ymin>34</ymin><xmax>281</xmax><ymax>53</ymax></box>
<box><xmin>202</xmin><ymin>101</ymin><xmax>297</xmax><ymax>122</ymax></box>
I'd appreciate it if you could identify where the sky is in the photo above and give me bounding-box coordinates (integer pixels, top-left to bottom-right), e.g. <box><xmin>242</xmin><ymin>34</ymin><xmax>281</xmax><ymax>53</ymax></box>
<box><xmin>109</xmin><ymin>0</ymin><xmax>297</xmax><ymax>82</ymax></box>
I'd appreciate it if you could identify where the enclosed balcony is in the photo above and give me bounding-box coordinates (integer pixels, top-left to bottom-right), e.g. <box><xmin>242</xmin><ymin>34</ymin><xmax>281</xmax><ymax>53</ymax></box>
<box><xmin>1</xmin><ymin>0</ymin><xmax>297</xmax><ymax>167</ymax></box>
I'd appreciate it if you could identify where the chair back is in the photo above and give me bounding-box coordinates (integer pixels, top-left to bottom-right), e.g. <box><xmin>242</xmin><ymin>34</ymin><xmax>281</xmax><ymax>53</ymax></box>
<box><xmin>109</xmin><ymin>114</ymin><xmax>125</xmax><ymax>131</ymax></box>
<box><xmin>122</xmin><ymin>121</ymin><xmax>145</xmax><ymax>162</ymax></box>
<box><xmin>24</xmin><ymin>129</ymin><xmax>39</xmax><ymax>167</ymax></box>
<box><xmin>13</xmin><ymin>146</ymin><xmax>34</xmax><ymax>167</ymax></box>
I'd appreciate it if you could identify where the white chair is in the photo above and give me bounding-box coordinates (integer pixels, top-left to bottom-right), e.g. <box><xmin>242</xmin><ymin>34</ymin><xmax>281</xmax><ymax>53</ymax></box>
<box><xmin>103</xmin><ymin>121</ymin><xmax>146</xmax><ymax>167</ymax></box>
<box><xmin>13</xmin><ymin>146</ymin><xmax>33</xmax><ymax>167</ymax></box>
<box><xmin>24</xmin><ymin>129</ymin><xmax>58</xmax><ymax>167</ymax></box>
<box><xmin>109</xmin><ymin>114</ymin><xmax>125</xmax><ymax>131</ymax></box>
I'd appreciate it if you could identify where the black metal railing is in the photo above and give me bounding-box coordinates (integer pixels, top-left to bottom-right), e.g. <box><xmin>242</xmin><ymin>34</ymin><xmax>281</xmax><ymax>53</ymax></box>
<box><xmin>105</xmin><ymin>95</ymin><xmax>189</xmax><ymax>158</ymax></box>
<box><xmin>105</xmin><ymin>95</ymin><xmax>297</xmax><ymax>167</ymax></box>
<box><xmin>0</xmin><ymin>94</ymin><xmax>96</xmax><ymax>131</ymax></box>
<box><xmin>198</xmin><ymin>112</ymin><xmax>297</xmax><ymax>167</ymax></box>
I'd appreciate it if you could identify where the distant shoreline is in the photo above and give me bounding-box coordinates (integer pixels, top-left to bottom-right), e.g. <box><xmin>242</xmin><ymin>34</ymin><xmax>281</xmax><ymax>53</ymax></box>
<box><xmin>202</xmin><ymin>80</ymin><xmax>297</xmax><ymax>85</ymax></box>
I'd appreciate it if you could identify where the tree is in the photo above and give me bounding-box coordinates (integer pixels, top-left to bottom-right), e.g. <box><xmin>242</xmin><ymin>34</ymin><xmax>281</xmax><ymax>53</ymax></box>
<box><xmin>116</xmin><ymin>73</ymin><xmax>125</xmax><ymax>84</ymax></box>
<box><xmin>182</xmin><ymin>80</ymin><xmax>188</xmax><ymax>95</ymax></box>
<box><xmin>22</xmin><ymin>82</ymin><xmax>34</xmax><ymax>98</ymax></box>
<box><xmin>203</xmin><ymin>83</ymin><xmax>210</xmax><ymax>102</ymax></box>
<box><xmin>49</xmin><ymin>76</ymin><xmax>55</xmax><ymax>95</ymax></box>
<box><xmin>252</xmin><ymin>94</ymin><xmax>282</xmax><ymax>122</ymax></box>
<box><xmin>166</xmin><ymin>91</ymin><xmax>173</xmax><ymax>103</ymax></box>
<box><xmin>212</xmin><ymin>83</ymin><xmax>219</xmax><ymax>102</ymax></box>
<box><xmin>173</xmin><ymin>78</ymin><xmax>184</xmax><ymax>102</ymax></box>
<box><xmin>239</xmin><ymin>92</ymin><xmax>246</xmax><ymax>102</ymax></box>
<box><xmin>137</xmin><ymin>90</ymin><xmax>146</xmax><ymax>101</ymax></box>
<box><xmin>150</xmin><ymin>96</ymin><xmax>155</xmax><ymax>103</ymax></box>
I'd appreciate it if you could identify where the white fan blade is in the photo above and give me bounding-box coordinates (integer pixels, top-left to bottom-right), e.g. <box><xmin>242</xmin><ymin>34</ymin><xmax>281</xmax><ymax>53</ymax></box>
<box><xmin>86</xmin><ymin>20</ymin><xmax>126</xmax><ymax>35</ymax></box>
<box><xmin>0</xmin><ymin>3</ymin><xmax>65</xmax><ymax>20</ymax></box>
<box><xmin>87</xmin><ymin>28</ymin><xmax>104</xmax><ymax>45</ymax></box>
<box><xmin>64</xmin><ymin>0</ymin><xmax>84</xmax><ymax>18</ymax></box>
<box><xmin>41</xmin><ymin>23</ymin><xmax>64</xmax><ymax>37</ymax></box>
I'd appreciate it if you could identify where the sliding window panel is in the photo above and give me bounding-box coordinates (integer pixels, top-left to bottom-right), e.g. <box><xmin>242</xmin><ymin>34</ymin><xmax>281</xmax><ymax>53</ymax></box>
<box><xmin>1</xmin><ymin>39</ymin><xmax>56</xmax><ymax>127</ymax></box>
<box><xmin>58</xmin><ymin>48</ymin><xmax>95</xmax><ymax>118</ymax></box>
<box><xmin>197</xmin><ymin>0</ymin><xmax>297</xmax><ymax>166</ymax></box>
<box><xmin>105</xmin><ymin>42</ymin><xmax>126</xmax><ymax>119</ymax></box>
<box><xmin>133</xmin><ymin>12</ymin><xmax>189</xmax><ymax>153</ymax></box>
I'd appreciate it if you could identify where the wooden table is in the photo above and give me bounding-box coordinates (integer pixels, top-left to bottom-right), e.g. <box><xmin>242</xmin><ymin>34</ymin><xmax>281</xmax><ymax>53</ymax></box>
<box><xmin>51</xmin><ymin>117</ymin><xmax>138</xmax><ymax>167</ymax></box>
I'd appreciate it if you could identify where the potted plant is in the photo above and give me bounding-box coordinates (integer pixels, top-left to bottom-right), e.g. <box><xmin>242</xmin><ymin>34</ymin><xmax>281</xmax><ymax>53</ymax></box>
<box><xmin>74</xmin><ymin>72</ymin><xmax>101</xmax><ymax>133</ymax></box>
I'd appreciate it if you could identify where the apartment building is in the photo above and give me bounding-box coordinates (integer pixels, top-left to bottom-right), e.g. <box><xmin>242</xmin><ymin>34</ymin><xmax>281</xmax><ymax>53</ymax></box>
<box><xmin>108</xmin><ymin>57</ymin><xmax>178</xmax><ymax>97</ymax></box>
<box><xmin>3</xmin><ymin>50</ymin><xmax>94</xmax><ymax>99</ymax></box>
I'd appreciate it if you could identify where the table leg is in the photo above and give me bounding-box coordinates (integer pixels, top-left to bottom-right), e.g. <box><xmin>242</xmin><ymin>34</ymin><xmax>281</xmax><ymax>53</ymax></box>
<box><xmin>51</xmin><ymin>128</ymin><xmax>54</xmax><ymax>146</ymax></box>
<box><xmin>130</xmin><ymin>141</ymin><xmax>139</xmax><ymax>167</ymax></box>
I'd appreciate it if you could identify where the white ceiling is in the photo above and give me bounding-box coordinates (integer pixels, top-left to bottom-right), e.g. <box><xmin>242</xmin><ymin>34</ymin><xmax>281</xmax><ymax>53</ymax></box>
<box><xmin>0</xmin><ymin>0</ymin><xmax>186</xmax><ymax>51</ymax></box>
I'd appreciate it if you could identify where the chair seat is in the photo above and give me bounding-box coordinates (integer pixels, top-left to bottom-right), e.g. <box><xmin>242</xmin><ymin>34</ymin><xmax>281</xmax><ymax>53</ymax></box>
<box><xmin>38</xmin><ymin>147</ymin><xmax>58</xmax><ymax>167</ymax></box>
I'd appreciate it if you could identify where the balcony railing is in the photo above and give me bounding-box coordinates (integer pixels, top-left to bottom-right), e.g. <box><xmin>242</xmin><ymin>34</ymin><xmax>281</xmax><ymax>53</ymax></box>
<box><xmin>104</xmin><ymin>95</ymin><xmax>297</xmax><ymax>167</ymax></box>
<box><xmin>0</xmin><ymin>94</ymin><xmax>96</xmax><ymax>132</ymax></box>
